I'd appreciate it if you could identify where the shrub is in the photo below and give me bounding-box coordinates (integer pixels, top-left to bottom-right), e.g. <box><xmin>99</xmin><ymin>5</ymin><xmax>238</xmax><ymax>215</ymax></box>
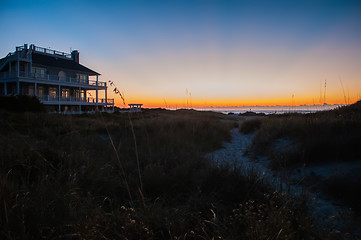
<box><xmin>0</xmin><ymin>95</ymin><xmax>45</xmax><ymax>112</ymax></box>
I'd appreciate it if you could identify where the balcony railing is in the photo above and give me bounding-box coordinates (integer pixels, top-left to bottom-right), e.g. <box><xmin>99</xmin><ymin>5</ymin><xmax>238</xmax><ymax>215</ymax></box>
<box><xmin>38</xmin><ymin>95</ymin><xmax>114</xmax><ymax>105</ymax></box>
<box><xmin>0</xmin><ymin>71</ymin><xmax>107</xmax><ymax>87</ymax></box>
<box><xmin>33</xmin><ymin>46</ymin><xmax>72</xmax><ymax>59</ymax></box>
<box><xmin>14</xmin><ymin>45</ymin><xmax>72</xmax><ymax>59</ymax></box>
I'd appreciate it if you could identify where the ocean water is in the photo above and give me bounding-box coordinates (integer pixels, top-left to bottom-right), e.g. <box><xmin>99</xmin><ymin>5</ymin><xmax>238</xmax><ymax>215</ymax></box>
<box><xmin>181</xmin><ymin>104</ymin><xmax>344</xmax><ymax>115</ymax></box>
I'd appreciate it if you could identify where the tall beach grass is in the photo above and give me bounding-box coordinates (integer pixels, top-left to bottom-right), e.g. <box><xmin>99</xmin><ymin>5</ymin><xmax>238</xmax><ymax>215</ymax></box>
<box><xmin>0</xmin><ymin>108</ymin><xmax>343</xmax><ymax>239</ymax></box>
<box><xmin>241</xmin><ymin>101</ymin><xmax>361</xmax><ymax>169</ymax></box>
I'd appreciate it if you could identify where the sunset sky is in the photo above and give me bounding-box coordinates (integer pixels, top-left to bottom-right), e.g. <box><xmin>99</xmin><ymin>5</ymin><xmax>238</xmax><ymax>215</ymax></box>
<box><xmin>1</xmin><ymin>0</ymin><xmax>361</xmax><ymax>107</ymax></box>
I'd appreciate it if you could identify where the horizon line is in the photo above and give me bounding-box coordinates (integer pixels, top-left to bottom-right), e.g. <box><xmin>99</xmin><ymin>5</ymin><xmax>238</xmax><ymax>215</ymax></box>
<box><xmin>115</xmin><ymin>102</ymin><xmax>353</xmax><ymax>109</ymax></box>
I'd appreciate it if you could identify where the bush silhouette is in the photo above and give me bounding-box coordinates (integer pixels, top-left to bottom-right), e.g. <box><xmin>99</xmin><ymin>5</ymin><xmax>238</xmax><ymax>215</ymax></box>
<box><xmin>0</xmin><ymin>95</ymin><xmax>45</xmax><ymax>112</ymax></box>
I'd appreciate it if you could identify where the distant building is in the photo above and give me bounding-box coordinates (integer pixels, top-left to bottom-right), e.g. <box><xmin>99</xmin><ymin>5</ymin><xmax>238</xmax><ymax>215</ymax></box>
<box><xmin>0</xmin><ymin>44</ymin><xmax>114</xmax><ymax>112</ymax></box>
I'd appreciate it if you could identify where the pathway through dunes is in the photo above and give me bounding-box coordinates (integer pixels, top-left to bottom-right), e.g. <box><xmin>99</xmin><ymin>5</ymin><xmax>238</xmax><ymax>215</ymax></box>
<box><xmin>206</xmin><ymin>126</ymin><xmax>361</xmax><ymax>236</ymax></box>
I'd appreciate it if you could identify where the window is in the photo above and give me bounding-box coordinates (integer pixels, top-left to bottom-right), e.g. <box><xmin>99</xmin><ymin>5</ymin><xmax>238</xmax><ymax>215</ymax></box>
<box><xmin>49</xmin><ymin>87</ymin><xmax>57</xmax><ymax>100</ymax></box>
<box><xmin>76</xmin><ymin>74</ymin><xmax>88</xmax><ymax>83</ymax></box>
<box><xmin>58</xmin><ymin>71</ymin><xmax>66</xmax><ymax>81</ymax></box>
<box><xmin>32</xmin><ymin>67</ymin><xmax>46</xmax><ymax>79</ymax></box>
<box><xmin>28</xmin><ymin>85</ymin><xmax>34</xmax><ymax>96</ymax></box>
<box><xmin>38</xmin><ymin>86</ymin><xmax>44</xmax><ymax>97</ymax></box>
<box><xmin>62</xmin><ymin>88</ymin><xmax>70</xmax><ymax>99</ymax></box>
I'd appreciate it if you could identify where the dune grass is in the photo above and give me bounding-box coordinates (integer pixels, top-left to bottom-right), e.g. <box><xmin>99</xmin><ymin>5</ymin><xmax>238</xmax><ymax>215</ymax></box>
<box><xmin>241</xmin><ymin>101</ymin><xmax>361</xmax><ymax>169</ymax></box>
<box><xmin>0</xmin><ymin>109</ymin><xmax>339</xmax><ymax>239</ymax></box>
<box><xmin>239</xmin><ymin>118</ymin><xmax>263</xmax><ymax>134</ymax></box>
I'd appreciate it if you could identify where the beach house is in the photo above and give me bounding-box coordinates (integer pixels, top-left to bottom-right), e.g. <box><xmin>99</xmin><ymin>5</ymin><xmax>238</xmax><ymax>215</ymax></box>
<box><xmin>0</xmin><ymin>44</ymin><xmax>114</xmax><ymax>112</ymax></box>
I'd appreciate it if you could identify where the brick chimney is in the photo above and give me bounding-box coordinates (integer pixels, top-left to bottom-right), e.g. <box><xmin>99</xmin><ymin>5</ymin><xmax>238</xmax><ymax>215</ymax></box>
<box><xmin>71</xmin><ymin>50</ymin><xmax>79</xmax><ymax>63</ymax></box>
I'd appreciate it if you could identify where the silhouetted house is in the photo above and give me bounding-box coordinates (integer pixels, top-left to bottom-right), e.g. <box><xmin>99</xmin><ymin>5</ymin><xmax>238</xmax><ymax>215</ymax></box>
<box><xmin>0</xmin><ymin>44</ymin><xmax>114</xmax><ymax>112</ymax></box>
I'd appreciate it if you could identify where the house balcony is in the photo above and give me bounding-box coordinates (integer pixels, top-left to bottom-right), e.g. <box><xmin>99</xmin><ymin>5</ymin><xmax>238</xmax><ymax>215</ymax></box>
<box><xmin>38</xmin><ymin>95</ymin><xmax>114</xmax><ymax>105</ymax></box>
<box><xmin>0</xmin><ymin>71</ymin><xmax>107</xmax><ymax>88</ymax></box>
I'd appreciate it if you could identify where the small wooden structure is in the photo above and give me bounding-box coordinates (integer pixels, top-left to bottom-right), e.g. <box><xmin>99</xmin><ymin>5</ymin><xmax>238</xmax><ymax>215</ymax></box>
<box><xmin>129</xmin><ymin>104</ymin><xmax>142</xmax><ymax>113</ymax></box>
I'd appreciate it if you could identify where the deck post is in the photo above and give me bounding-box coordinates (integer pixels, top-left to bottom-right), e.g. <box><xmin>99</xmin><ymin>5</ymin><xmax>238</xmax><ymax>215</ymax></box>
<box><xmin>4</xmin><ymin>83</ymin><xmax>7</xmax><ymax>96</ymax></box>
<box><xmin>34</xmin><ymin>82</ymin><xmax>37</xmax><ymax>96</ymax></box>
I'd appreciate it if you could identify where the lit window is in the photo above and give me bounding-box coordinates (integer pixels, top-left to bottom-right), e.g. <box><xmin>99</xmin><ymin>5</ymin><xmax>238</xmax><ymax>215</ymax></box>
<box><xmin>49</xmin><ymin>87</ymin><xmax>57</xmax><ymax>100</ymax></box>
<box><xmin>62</xmin><ymin>88</ymin><xmax>69</xmax><ymax>98</ymax></box>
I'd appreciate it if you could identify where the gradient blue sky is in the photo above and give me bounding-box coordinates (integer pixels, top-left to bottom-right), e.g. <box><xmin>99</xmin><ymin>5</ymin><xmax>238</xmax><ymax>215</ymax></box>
<box><xmin>1</xmin><ymin>0</ymin><xmax>361</xmax><ymax>107</ymax></box>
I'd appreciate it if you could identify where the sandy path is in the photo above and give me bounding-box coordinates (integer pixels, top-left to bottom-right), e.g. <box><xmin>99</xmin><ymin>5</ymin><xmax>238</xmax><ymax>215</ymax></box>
<box><xmin>206</xmin><ymin>127</ymin><xmax>361</xmax><ymax>235</ymax></box>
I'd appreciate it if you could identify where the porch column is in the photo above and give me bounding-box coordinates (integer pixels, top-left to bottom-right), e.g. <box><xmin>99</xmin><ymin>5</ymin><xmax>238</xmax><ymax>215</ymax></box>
<box><xmin>58</xmin><ymin>85</ymin><xmax>61</xmax><ymax>101</ymax></box>
<box><xmin>105</xmin><ymin>87</ymin><xmax>107</xmax><ymax>111</ymax></box>
<box><xmin>16</xmin><ymin>52</ymin><xmax>20</xmax><ymax>95</ymax></box>
<box><xmin>35</xmin><ymin>82</ymin><xmax>37</xmax><ymax>96</ymax></box>
<box><xmin>96</xmin><ymin>75</ymin><xmax>99</xmax><ymax>110</ymax></box>
<box><xmin>17</xmin><ymin>56</ymin><xmax>19</xmax><ymax>77</ymax></box>
<box><xmin>4</xmin><ymin>82</ymin><xmax>7</xmax><ymax>96</ymax></box>
<box><xmin>79</xmin><ymin>87</ymin><xmax>82</xmax><ymax>113</ymax></box>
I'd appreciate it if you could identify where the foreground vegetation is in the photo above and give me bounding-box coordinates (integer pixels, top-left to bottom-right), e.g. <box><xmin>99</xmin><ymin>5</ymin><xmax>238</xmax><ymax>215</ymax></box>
<box><xmin>0</xmin><ymin>107</ymin><xmax>352</xmax><ymax>239</ymax></box>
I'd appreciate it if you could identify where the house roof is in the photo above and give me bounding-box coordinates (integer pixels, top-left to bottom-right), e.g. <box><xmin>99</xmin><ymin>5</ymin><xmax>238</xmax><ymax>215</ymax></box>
<box><xmin>32</xmin><ymin>53</ymin><xmax>100</xmax><ymax>75</ymax></box>
<box><xmin>0</xmin><ymin>57</ymin><xmax>7</xmax><ymax>69</ymax></box>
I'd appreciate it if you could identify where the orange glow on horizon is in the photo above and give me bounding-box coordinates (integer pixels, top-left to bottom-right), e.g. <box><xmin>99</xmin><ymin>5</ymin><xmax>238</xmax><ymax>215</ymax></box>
<box><xmin>112</xmin><ymin>93</ymin><xmax>359</xmax><ymax>109</ymax></box>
